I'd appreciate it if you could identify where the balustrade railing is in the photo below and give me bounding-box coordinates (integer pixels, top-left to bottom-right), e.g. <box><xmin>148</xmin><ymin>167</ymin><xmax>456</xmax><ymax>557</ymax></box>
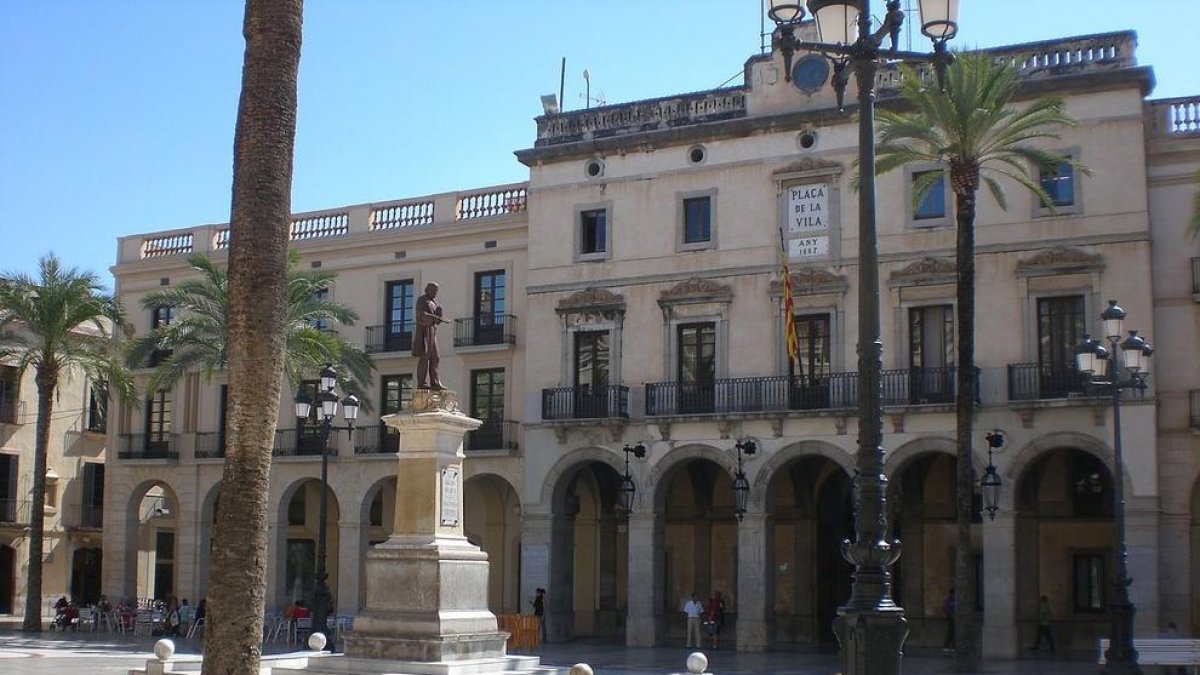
<box><xmin>364</xmin><ymin>325</ymin><xmax>413</xmax><ymax>354</ymax></box>
<box><xmin>453</xmin><ymin>314</ymin><xmax>517</xmax><ymax>347</ymax></box>
<box><xmin>214</xmin><ymin>228</ymin><xmax>231</xmax><ymax>250</ymax></box>
<box><xmin>194</xmin><ymin>432</ymin><xmax>226</xmax><ymax>459</ymax></box>
<box><xmin>542</xmin><ymin>386</ymin><xmax>629</xmax><ymax>420</ymax></box>
<box><xmin>457</xmin><ymin>187</ymin><xmax>527</xmax><ymax>220</ymax></box>
<box><xmin>466</xmin><ymin>419</ymin><xmax>518</xmax><ymax>452</ymax></box>
<box><xmin>353</xmin><ymin>424</ymin><xmax>399</xmax><ymax>455</ymax></box>
<box><xmin>141</xmin><ymin>233</ymin><xmax>194</xmax><ymax>259</ymax></box>
<box><xmin>370</xmin><ymin>200</ymin><xmax>435</xmax><ymax>230</ymax></box>
<box><xmin>1146</xmin><ymin>96</ymin><xmax>1200</xmax><ymax>138</ymax></box>
<box><xmin>1008</xmin><ymin>363</ymin><xmax>1087</xmax><ymax>401</ymax></box>
<box><xmin>290</xmin><ymin>212</ymin><xmax>349</xmax><ymax>240</ymax></box>
<box><xmin>117</xmin><ymin>434</ymin><xmax>179</xmax><ymax>460</ymax></box>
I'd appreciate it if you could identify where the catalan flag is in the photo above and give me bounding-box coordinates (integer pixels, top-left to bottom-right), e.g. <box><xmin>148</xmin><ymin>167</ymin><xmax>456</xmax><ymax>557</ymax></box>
<box><xmin>782</xmin><ymin>260</ymin><xmax>799</xmax><ymax>367</ymax></box>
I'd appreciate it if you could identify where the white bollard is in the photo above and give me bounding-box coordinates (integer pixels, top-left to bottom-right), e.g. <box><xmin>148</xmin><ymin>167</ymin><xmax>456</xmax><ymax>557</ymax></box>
<box><xmin>686</xmin><ymin>651</ymin><xmax>709</xmax><ymax>674</ymax></box>
<box><xmin>569</xmin><ymin>664</ymin><xmax>594</xmax><ymax>675</ymax></box>
<box><xmin>308</xmin><ymin>631</ymin><xmax>328</xmax><ymax>651</ymax></box>
<box><xmin>153</xmin><ymin>639</ymin><xmax>176</xmax><ymax>661</ymax></box>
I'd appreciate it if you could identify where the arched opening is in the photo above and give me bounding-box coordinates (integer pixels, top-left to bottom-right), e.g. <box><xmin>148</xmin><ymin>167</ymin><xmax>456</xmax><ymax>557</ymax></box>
<box><xmin>660</xmin><ymin>458</ymin><xmax>737</xmax><ymax>644</ymax></box>
<box><xmin>548</xmin><ymin>460</ymin><xmax>628</xmax><ymax>642</ymax></box>
<box><xmin>888</xmin><ymin>452</ymin><xmax>981</xmax><ymax>648</ymax></box>
<box><xmin>766</xmin><ymin>455</ymin><xmax>852</xmax><ymax>647</ymax></box>
<box><xmin>126</xmin><ymin>482</ymin><xmax>179</xmax><ymax>601</ymax></box>
<box><xmin>465</xmin><ymin>474</ymin><xmax>521</xmax><ymax>614</ymax></box>
<box><xmin>359</xmin><ymin>477</ymin><xmax>396</xmax><ymax>611</ymax></box>
<box><xmin>0</xmin><ymin>543</ymin><xmax>15</xmax><ymax>613</ymax></box>
<box><xmin>196</xmin><ymin>481</ymin><xmax>222</xmax><ymax>601</ymax></box>
<box><xmin>279</xmin><ymin>479</ymin><xmax>341</xmax><ymax>608</ymax></box>
<box><xmin>1015</xmin><ymin>447</ymin><xmax>1114</xmax><ymax>650</ymax></box>
<box><xmin>70</xmin><ymin>546</ymin><xmax>103</xmax><ymax>605</ymax></box>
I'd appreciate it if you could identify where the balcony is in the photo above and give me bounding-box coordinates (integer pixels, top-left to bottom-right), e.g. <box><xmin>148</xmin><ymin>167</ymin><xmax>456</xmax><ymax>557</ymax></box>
<box><xmin>117</xmin><ymin>434</ymin><xmax>179</xmax><ymax>460</ymax></box>
<box><xmin>0</xmin><ymin>499</ymin><xmax>30</xmax><ymax>526</ymax></box>
<box><xmin>353</xmin><ymin>425</ymin><xmax>399</xmax><ymax>455</ymax></box>
<box><xmin>147</xmin><ymin>348</ymin><xmax>173</xmax><ymax>368</ymax></box>
<box><xmin>1008</xmin><ymin>364</ymin><xmax>1087</xmax><ymax>401</ymax></box>
<box><xmin>453</xmin><ymin>314</ymin><xmax>517</xmax><ymax>348</ymax></box>
<box><xmin>466</xmin><ymin>419</ymin><xmax>518</xmax><ymax>453</ymax></box>
<box><xmin>1191</xmin><ymin>391</ymin><xmax>1200</xmax><ymax>430</ymax></box>
<box><xmin>194</xmin><ymin>432</ymin><xmax>226</xmax><ymax>459</ymax></box>
<box><xmin>0</xmin><ymin>393</ymin><xmax>17</xmax><ymax>425</ymax></box>
<box><xmin>364</xmin><ymin>325</ymin><xmax>412</xmax><ymax>354</ymax></box>
<box><xmin>272</xmin><ymin>428</ymin><xmax>329</xmax><ymax>457</ymax></box>
<box><xmin>77</xmin><ymin>503</ymin><xmax>103</xmax><ymax>530</ymax></box>
<box><xmin>542</xmin><ymin>386</ymin><xmax>629</xmax><ymax>421</ymax></box>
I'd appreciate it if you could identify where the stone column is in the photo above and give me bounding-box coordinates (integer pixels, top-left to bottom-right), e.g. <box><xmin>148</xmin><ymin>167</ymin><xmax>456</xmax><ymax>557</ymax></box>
<box><xmin>736</xmin><ymin>512</ymin><xmax>770</xmax><ymax>651</ymax></box>
<box><xmin>1127</xmin><ymin>500</ymin><xmax>1160</xmax><ymax>636</ymax></box>
<box><xmin>345</xmin><ymin>394</ymin><xmax>507</xmax><ymax>662</ymax></box>
<box><xmin>626</xmin><ymin>512</ymin><xmax>663</xmax><ymax>647</ymax></box>
<box><xmin>982</xmin><ymin>511</ymin><xmax>1018</xmax><ymax>658</ymax></box>
<box><xmin>336</xmin><ymin>520</ymin><xmax>363</xmax><ymax>614</ymax></box>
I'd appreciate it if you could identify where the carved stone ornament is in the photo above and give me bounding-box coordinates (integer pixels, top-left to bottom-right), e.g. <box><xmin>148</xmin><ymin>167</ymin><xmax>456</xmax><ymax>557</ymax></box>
<box><xmin>556</xmin><ymin>287</ymin><xmax>626</xmax><ymax>323</ymax></box>
<box><xmin>773</xmin><ymin>157</ymin><xmax>845</xmax><ymax>181</ymax></box>
<box><xmin>888</xmin><ymin>256</ymin><xmax>957</xmax><ymax>287</ymax></box>
<box><xmin>769</xmin><ymin>267</ymin><xmax>848</xmax><ymax>296</ymax></box>
<box><xmin>408</xmin><ymin>388</ymin><xmax>461</xmax><ymax>414</ymax></box>
<box><xmin>657</xmin><ymin>277</ymin><xmax>733</xmax><ymax>307</ymax></box>
<box><xmin>1015</xmin><ymin>246</ymin><xmax>1104</xmax><ymax>277</ymax></box>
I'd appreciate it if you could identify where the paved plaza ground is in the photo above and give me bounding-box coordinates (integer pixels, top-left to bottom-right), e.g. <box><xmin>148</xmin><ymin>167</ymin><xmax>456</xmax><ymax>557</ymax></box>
<box><xmin>0</xmin><ymin>630</ymin><xmax>1105</xmax><ymax>675</ymax></box>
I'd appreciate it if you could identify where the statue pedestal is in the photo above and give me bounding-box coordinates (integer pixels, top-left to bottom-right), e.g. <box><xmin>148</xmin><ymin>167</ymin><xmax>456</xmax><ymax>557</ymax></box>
<box><xmin>276</xmin><ymin>393</ymin><xmax>556</xmax><ymax>675</ymax></box>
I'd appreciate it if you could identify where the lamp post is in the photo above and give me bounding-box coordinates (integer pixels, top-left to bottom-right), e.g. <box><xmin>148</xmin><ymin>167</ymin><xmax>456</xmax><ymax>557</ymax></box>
<box><xmin>618</xmin><ymin>443</ymin><xmax>646</xmax><ymax>513</ymax></box>
<box><xmin>766</xmin><ymin>2</ymin><xmax>957</xmax><ymax>673</ymax></box>
<box><xmin>732</xmin><ymin>439</ymin><xmax>757</xmax><ymax>521</ymax></box>
<box><xmin>1075</xmin><ymin>301</ymin><xmax>1153</xmax><ymax>675</ymax></box>
<box><xmin>980</xmin><ymin>430</ymin><xmax>1006</xmax><ymax>521</ymax></box>
<box><xmin>293</xmin><ymin>365</ymin><xmax>359</xmax><ymax>647</ymax></box>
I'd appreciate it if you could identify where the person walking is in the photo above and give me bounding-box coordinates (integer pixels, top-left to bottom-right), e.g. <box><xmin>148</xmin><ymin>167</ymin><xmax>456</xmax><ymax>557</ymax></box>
<box><xmin>682</xmin><ymin>593</ymin><xmax>704</xmax><ymax>649</ymax></box>
<box><xmin>704</xmin><ymin>591</ymin><xmax>726</xmax><ymax>649</ymax></box>
<box><xmin>532</xmin><ymin>588</ymin><xmax>546</xmax><ymax>645</ymax></box>
<box><xmin>942</xmin><ymin>588</ymin><xmax>956</xmax><ymax>651</ymax></box>
<box><xmin>1031</xmin><ymin>595</ymin><xmax>1055</xmax><ymax>653</ymax></box>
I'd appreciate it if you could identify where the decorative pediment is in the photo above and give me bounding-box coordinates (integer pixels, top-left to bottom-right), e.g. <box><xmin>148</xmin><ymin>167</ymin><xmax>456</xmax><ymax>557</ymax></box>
<box><xmin>769</xmin><ymin>267</ymin><xmax>848</xmax><ymax>296</ymax></box>
<box><xmin>773</xmin><ymin>157</ymin><xmax>844</xmax><ymax>179</ymax></box>
<box><xmin>1015</xmin><ymin>246</ymin><xmax>1104</xmax><ymax>277</ymax></box>
<box><xmin>657</xmin><ymin>277</ymin><xmax>733</xmax><ymax>306</ymax></box>
<box><xmin>557</xmin><ymin>287</ymin><xmax>624</xmax><ymax>311</ymax></box>
<box><xmin>888</xmin><ymin>256</ymin><xmax>957</xmax><ymax>287</ymax></box>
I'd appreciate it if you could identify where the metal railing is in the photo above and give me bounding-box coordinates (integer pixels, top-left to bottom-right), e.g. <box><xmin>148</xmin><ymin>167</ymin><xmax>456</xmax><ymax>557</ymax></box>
<box><xmin>466</xmin><ymin>419</ymin><xmax>518</xmax><ymax>452</ymax></box>
<box><xmin>353</xmin><ymin>425</ymin><xmax>399</xmax><ymax>455</ymax></box>
<box><xmin>542</xmin><ymin>386</ymin><xmax>629</xmax><ymax>420</ymax></box>
<box><xmin>0</xmin><ymin>499</ymin><xmax>30</xmax><ymax>524</ymax></box>
<box><xmin>271</xmin><ymin>428</ymin><xmax>329</xmax><ymax>457</ymax></box>
<box><xmin>364</xmin><ymin>325</ymin><xmax>413</xmax><ymax>354</ymax></box>
<box><xmin>1008</xmin><ymin>364</ymin><xmax>1088</xmax><ymax>401</ymax></box>
<box><xmin>453</xmin><ymin>314</ymin><xmax>517</xmax><ymax>347</ymax></box>
<box><xmin>78</xmin><ymin>503</ymin><xmax>103</xmax><ymax>529</ymax></box>
<box><xmin>194</xmin><ymin>432</ymin><xmax>226</xmax><ymax>459</ymax></box>
<box><xmin>117</xmin><ymin>434</ymin><xmax>179</xmax><ymax>460</ymax></box>
<box><xmin>1191</xmin><ymin>391</ymin><xmax>1200</xmax><ymax>430</ymax></box>
<box><xmin>885</xmin><ymin>366</ymin><xmax>959</xmax><ymax>406</ymax></box>
<box><xmin>645</xmin><ymin>373</ymin><xmax>859</xmax><ymax>416</ymax></box>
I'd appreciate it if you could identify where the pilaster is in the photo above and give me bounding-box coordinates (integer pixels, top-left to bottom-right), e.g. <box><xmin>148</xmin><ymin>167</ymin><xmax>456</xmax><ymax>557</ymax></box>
<box><xmin>982</xmin><ymin>511</ymin><xmax>1018</xmax><ymax>658</ymax></box>
<box><xmin>626</xmin><ymin>512</ymin><xmax>663</xmax><ymax>647</ymax></box>
<box><xmin>736</xmin><ymin>512</ymin><xmax>770</xmax><ymax>651</ymax></box>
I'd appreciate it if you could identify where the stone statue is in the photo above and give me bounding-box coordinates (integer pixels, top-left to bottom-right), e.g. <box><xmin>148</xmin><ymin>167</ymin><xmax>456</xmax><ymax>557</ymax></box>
<box><xmin>413</xmin><ymin>281</ymin><xmax>449</xmax><ymax>390</ymax></box>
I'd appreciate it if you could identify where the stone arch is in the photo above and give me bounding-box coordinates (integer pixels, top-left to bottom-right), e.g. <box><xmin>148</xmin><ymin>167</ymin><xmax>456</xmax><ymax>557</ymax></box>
<box><xmin>749</xmin><ymin>440</ymin><xmax>852</xmax><ymax>512</ymax></box>
<box><xmin>124</xmin><ymin>479</ymin><xmax>181</xmax><ymax>601</ymax></box>
<box><xmin>1007</xmin><ymin>431</ymin><xmax>1127</xmax><ymax>496</ymax></box>
<box><xmin>358</xmin><ymin>474</ymin><xmax>398</xmax><ymax>526</ymax></box>
<box><xmin>647</xmin><ymin>443</ymin><xmax>736</xmax><ymax>512</ymax></box>
<box><xmin>465</xmin><ymin>473</ymin><xmax>522</xmax><ymax>614</ymax></box>
<box><xmin>539</xmin><ymin>445</ymin><xmax>629</xmax><ymax>512</ymax></box>
<box><xmin>271</xmin><ymin>474</ymin><xmax>343</xmax><ymax>608</ymax></box>
<box><xmin>195</xmin><ymin>480</ymin><xmax>222</xmax><ymax>599</ymax></box>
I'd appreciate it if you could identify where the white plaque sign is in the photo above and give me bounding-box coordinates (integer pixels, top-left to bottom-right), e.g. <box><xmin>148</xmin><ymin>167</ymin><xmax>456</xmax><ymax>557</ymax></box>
<box><xmin>787</xmin><ymin>182</ymin><xmax>828</xmax><ymax>232</ymax></box>
<box><xmin>788</xmin><ymin>235</ymin><xmax>829</xmax><ymax>260</ymax></box>
<box><xmin>440</xmin><ymin>466</ymin><xmax>460</xmax><ymax>526</ymax></box>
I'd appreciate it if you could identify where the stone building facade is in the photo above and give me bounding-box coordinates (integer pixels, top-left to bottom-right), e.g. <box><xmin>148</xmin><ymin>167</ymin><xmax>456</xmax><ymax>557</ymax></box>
<box><xmin>102</xmin><ymin>28</ymin><xmax>1200</xmax><ymax>657</ymax></box>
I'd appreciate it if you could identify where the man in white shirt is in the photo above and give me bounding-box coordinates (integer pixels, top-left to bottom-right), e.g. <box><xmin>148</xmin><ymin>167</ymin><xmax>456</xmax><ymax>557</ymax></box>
<box><xmin>682</xmin><ymin>592</ymin><xmax>704</xmax><ymax>648</ymax></box>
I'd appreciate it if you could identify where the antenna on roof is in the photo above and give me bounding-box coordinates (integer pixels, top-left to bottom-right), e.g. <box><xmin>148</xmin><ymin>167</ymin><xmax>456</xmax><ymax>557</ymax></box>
<box><xmin>581</xmin><ymin>69</ymin><xmax>606</xmax><ymax>108</ymax></box>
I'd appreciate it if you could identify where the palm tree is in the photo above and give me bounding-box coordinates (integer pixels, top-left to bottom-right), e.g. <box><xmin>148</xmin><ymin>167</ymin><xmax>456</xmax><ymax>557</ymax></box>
<box><xmin>0</xmin><ymin>254</ymin><xmax>134</xmax><ymax>631</ymax></box>
<box><xmin>126</xmin><ymin>252</ymin><xmax>373</xmax><ymax>400</ymax></box>
<box><xmin>875</xmin><ymin>52</ymin><xmax>1083</xmax><ymax>671</ymax></box>
<box><xmin>201</xmin><ymin>0</ymin><xmax>303</xmax><ymax>672</ymax></box>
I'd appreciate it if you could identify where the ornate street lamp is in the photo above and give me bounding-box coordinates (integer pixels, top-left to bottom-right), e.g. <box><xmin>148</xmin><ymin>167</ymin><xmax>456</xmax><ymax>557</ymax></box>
<box><xmin>980</xmin><ymin>430</ymin><xmax>1006</xmax><ymax>521</ymax></box>
<box><xmin>294</xmin><ymin>366</ymin><xmax>359</xmax><ymax>648</ymax></box>
<box><xmin>766</xmin><ymin>2</ymin><xmax>957</xmax><ymax>673</ymax></box>
<box><xmin>618</xmin><ymin>443</ymin><xmax>646</xmax><ymax>513</ymax></box>
<box><xmin>1075</xmin><ymin>300</ymin><xmax>1153</xmax><ymax>675</ymax></box>
<box><xmin>732</xmin><ymin>439</ymin><xmax>758</xmax><ymax>521</ymax></box>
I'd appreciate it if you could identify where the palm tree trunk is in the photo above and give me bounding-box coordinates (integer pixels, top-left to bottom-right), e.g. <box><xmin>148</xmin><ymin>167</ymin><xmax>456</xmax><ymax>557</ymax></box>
<box><xmin>201</xmin><ymin>1</ymin><xmax>302</xmax><ymax>672</ymax></box>
<box><xmin>22</xmin><ymin>368</ymin><xmax>57</xmax><ymax>631</ymax></box>
<box><xmin>954</xmin><ymin>191</ymin><xmax>979</xmax><ymax>671</ymax></box>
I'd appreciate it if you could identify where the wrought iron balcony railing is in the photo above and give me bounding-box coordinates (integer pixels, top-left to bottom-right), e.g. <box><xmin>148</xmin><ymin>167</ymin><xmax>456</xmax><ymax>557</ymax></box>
<box><xmin>353</xmin><ymin>424</ymin><xmax>399</xmax><ymax>455</ymax></box>
<box><xmin>466</xmin><ymin>418</ymin><xmax>518</xmax><ymax>452</ymax></box>
<box><xmin>542</xmin><ymin>386</ymin><xmax>629</xmax><ymax>420</ymax></box>
<box><xmin>1008</xmin><ymin>364</ymin><xmax>1088</xmax><ymax>401</ymax></box>
<box><xmin>117</xmin><ymin>434</ymin><xmax>179</xmax><ymax>460</ymax></box>
<box><xmin>0</xmin><ymin>393</ymin><xmax>17</xmax><ymax>425</ymax></box>
<box><xmin>78</xmin><ymin>503</ymin><xmax>104</xmax><ymax>529</ymax></box>
<box><xmin>0</xmin><ymin>498</ymin><xmax>31</xmax><ymax>525</ymax></box>
<box><xmin>272</xmin><ymin>428</ymin><xmax>329</xmax><ymax>457</ymax></box>
<box><xmin>194</xmin><ymin>432</ymin><xmax>226</xmax><ymax>459</ymax></box>
<box><xmin>364</xmin><ymin>325</ymin><xmax>413</xmax><ymax>354</ymax></box>
<box><xmin>646</xmin><ymin>373</ymin><xmax>859</xmax><ymax>416</ymax></box>
<box><xmin>453</xmin><ymin>314</ymin><xmax>517</xmax><ymax>347</ymax></box>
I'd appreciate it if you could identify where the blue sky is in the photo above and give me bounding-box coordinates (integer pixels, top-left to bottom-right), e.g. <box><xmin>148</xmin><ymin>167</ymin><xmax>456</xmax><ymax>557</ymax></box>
<box><xmin>2</xmin><ymin>1</ymin><xmax>1196</xmax><ymax>289</ymax></box>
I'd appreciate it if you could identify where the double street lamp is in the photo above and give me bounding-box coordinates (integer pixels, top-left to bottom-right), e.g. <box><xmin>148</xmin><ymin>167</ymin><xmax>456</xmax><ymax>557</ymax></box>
<box><xmin>293</xmin><ymin>365</ymin><xmax>359</xmax><ymax>646</ymax></box>
<box><xmin>766</xmin><ymin>2</ymin><xmax>958</xmax><ymax>673</ymax></box>
<box><xmin>1075</xmin><ymin>301</ymin><xmax>1153</xmax><ymax>675</ymax></box>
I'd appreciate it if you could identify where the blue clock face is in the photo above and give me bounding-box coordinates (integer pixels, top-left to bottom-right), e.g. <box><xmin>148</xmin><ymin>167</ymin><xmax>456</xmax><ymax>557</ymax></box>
<box><xmin>792</xmin><ymin>55</ymin><xmax>830</xmax><ymax>94</ymax></box>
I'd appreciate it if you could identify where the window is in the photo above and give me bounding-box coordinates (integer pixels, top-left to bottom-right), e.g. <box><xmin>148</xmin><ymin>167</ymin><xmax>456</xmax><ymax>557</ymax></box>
<box><xmin>469</xmin><ymin>369</ymin><xmax>506</xmax><ymax>450</ymax></box>
<box><xmin>81</xmin><ymin>463</ymin><xmax>104</xmax><ymax>528</ymax></box>
<box><xmin>474</xmin><ymin>270</ymin><xmax>506</xmax><ymax>344</ymax></box>
<box><xmin>573</xmin><ymin>331</ymin><xmax>610</xmax><ymax>417</ymax></box>
<box><xmin>295</xmin><ymin>379</ymin><xmax>323</xmax><ymax>454</ymax></box>
<box><xmin>0</xmin><ymin>366</ymin><xmax>17</xmax><ymax>424</ymax></box>
<box><xmin>579</xmin><ymin>208</ymin><xmax>608</xmax><ymax>256</ymax></box>
<box><xmin>309</xmin><ymin>286</ymin><xmax>330</xmax><ymax>331</ymax></box>
<box><xmin>677</xmin><ymin>322</ymin><xmax>717</xmax><ymax>414</ymax></box>
<box><xmin>380</xmin><ymin>374</ymin><xmax>414</xmax><ymax>416</ymax></box>
<box><xmin>909</xmin><ymin>305</ymin><xmax>954</xmax><ymax>404</ymax></box>
<box><xmin>1037</xmin><ymin>296</ymin><xmax>1086</xmax><ymax>398</ymax></box>
<box><xmin>154</xmin><ymin>531</ymin><xmax>175</xmax><ymax>600</ymax></box>
<box><xmin>1073</xmin><ymin>554</ymin><xmax>1106</xmax><ymax>612</ymax></box>
<box><xmin>790</xmin><ymin>314</ymin><xmax>832</xmax><ymax>409</ymax></box>
<box><xmin>683</xmin><ymin>196</ymin><xmax>711</xmax><ymax>244</ymax></box>
<box><xmin>145</xmin><ymin>391</ymin><xmax>172</xmax><ymax>452</ymax></box>
<box><xmin>1039</xmin><ymin>161</ymin><xmax>1075</xmax><ymax>208</ymax></box>
<box><xmin>149</xmin><ymin>306</ymin><xmax>174</xmax><ymax>367</ymax></box>
<box><xmin>86</xmin><ymin>380</ymin><xmax>107</xmax><ymax>433</ymax></box>
<box><xmin>912</xmin><ymin>170</ymin><xmax>947</xmax><ymax>222</ymax></box>
<box><xmin>0</xmin><ymin>454</ymin><xmax>16</xmax><ymax>522</ymax></box>
<box><xmin>384</xmin><ymin>280</ymin><xmax>415</xmax><ymax>352</ymax></box>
